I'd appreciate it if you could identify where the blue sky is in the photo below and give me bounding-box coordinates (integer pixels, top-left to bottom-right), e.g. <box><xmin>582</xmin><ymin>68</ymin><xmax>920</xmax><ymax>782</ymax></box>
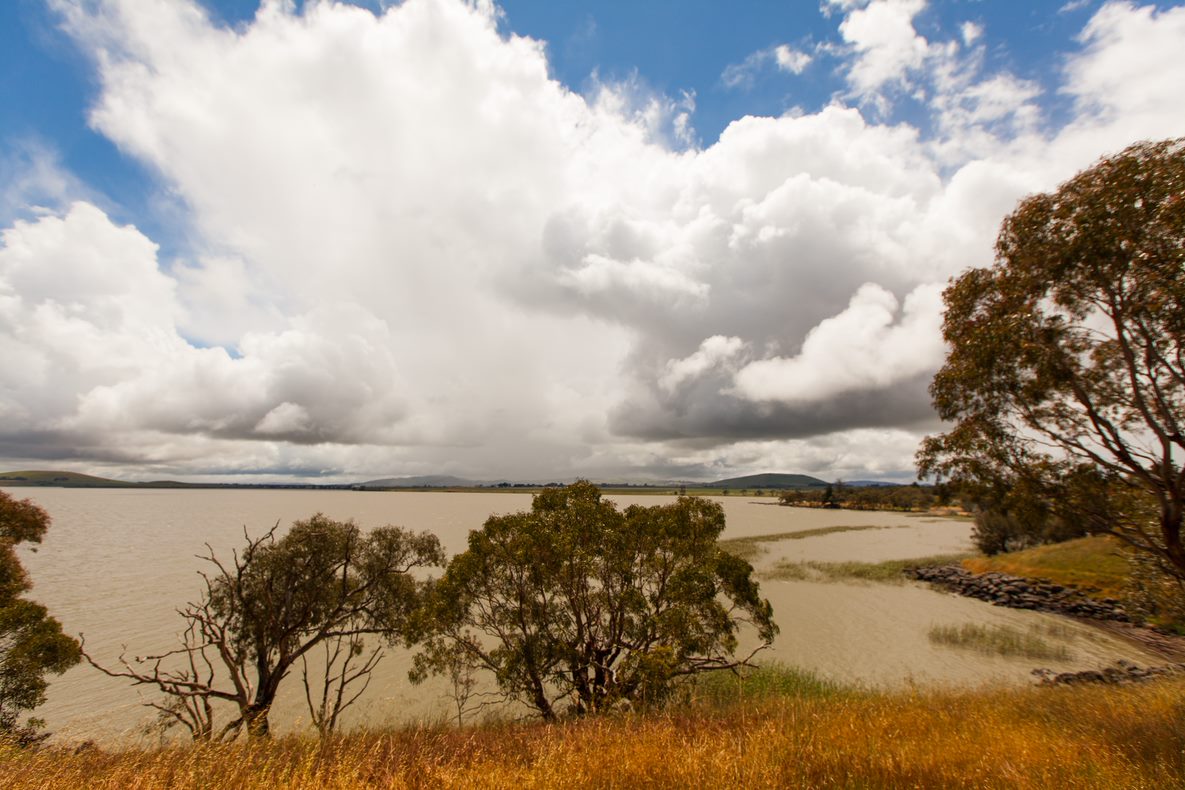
<box><xmin>1</xmin><ymin>0</ymin><xmax>1183</xmax><ymax>482</ymax></box>
<box><xmin>1</xmin><ymin>0</ymin><xmax>1139</xmax><ymax>238</ymax></box>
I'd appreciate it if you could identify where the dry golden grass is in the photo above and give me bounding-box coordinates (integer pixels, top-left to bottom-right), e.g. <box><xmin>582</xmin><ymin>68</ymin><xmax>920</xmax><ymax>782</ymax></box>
<box><xmin>962</xmin><ymin>536</ymin><xmax>1132</xmax><ymax>597</ymax></box>
<box><xmin>4</xmin><ymin>677</ymin><xmax>1184</xmax><ymax>789</ymax></box>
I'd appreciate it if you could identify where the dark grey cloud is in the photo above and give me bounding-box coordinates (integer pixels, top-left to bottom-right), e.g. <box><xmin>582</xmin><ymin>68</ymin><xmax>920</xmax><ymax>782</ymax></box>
<box><xmin>610</xmin><ymin>372</ymin><xmax>940</xmax><ymax>444</ymax></box>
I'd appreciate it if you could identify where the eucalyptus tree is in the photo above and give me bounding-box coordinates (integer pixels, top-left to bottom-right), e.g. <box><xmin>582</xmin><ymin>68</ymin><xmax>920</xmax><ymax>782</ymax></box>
<box><xmin>0</xmin><ymin>491</ymin><xmax>80</xmax><ymax>745</ymax></box>
<box><xmin>918</xmin><ymin>138</ymin><xmax>1185</xmax><ymax>571</ymax></box>
<box><xmin>413</xmin><ymin>481</ymin><xmax>776</xmax><ymax>720</ymax></box>
<box><xmin>85</xmin><ymin>514</ymin><xmax>443</xmax><ymax>739</ymax></box>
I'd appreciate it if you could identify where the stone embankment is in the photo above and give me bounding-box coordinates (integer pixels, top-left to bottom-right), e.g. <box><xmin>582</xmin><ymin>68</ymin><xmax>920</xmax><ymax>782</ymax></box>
<box><xmin>906</xmin><ymin>565</ymin><xmax>1132</xmax><ymax>622</ymax></box>
<box><xmin>911</xmin><ymin>564</ymin><xmax>1185</xmax><ymax>684</ymax></box>
<box><xmin>1032</xmin><ymin>659</ymin><xmax>1185</xmax><ymax>686</ymax></box>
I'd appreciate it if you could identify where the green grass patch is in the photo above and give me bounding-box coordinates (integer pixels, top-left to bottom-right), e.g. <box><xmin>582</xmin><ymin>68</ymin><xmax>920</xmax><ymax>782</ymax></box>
<box><xmin>687</xmin><ymin>663</ymin><xmax>851</xmax><ymax>708</ymax></box>
<box><xmin>719</xmin><ymin>524</ymin><xmax>904</xmax><ymax>562</ymax></box>
<box><xmin>766</xmin><ymin>553</ymin><xmax>975</xmax><ymax>583</ymax></box>
<box><xmin>962</xmin><ymin>536</ymin><xmax>1131</xmax><ymax>598</ymax></box>
<box><xmin>928</xmin><ymin>623</ymin><xmax>1073</xmax><ymax>661</ymax></box>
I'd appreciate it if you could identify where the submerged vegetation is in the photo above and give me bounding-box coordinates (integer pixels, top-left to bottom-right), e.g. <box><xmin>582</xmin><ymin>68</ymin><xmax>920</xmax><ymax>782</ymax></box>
<box><xmin>928</xmin><ymin>623</ymin><xmax>1073</xmax><ymax>661</ymax></box>
<box><xmin>717</xmin><ymin>524</ymin><xmax>907</xmax><ymax>563</ymax></box>
<box><xmin>767</xmin><ymin>553</ymin><xmax>975</xmax><ymax>583</ymax></box>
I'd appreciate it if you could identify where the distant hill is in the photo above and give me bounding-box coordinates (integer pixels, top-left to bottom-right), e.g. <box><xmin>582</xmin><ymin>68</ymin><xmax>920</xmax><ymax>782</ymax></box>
<box><xmin>844</xmin><ymin>480</ymin><xmax>903</xmax><ymax>488</ymax></box>
<box><xmin>0</xmin><ymin>470</ymin><xmax>351</xmax><ymax>490</ymax></box>
<box><xmin>707</xmin><ymin>473</ymin><xmax>829</xmax><ymax>490</ymax></box>
<box><xmin>357</xmin><ymin>475</ymin><xmax>481</xmax><ymax>489</ymax></box>
<box><xmin>0</xmin><ymin>470</ymin><xmax>135</xmax><ymax>487</ymax></box>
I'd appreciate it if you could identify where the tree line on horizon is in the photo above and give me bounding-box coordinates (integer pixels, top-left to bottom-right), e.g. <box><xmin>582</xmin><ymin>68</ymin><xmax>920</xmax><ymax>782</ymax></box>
<box><xmin>778</xmin><ymin>481</ymin><xmax>950</xmax><ymax>512</ymax></box>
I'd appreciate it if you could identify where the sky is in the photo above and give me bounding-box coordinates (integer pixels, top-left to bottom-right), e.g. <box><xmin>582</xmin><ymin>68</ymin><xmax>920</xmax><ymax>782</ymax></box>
<box><xmin>1</xmin><ymin>0</ymin><xmax>1183</xmax><ymax>484</ymax></box>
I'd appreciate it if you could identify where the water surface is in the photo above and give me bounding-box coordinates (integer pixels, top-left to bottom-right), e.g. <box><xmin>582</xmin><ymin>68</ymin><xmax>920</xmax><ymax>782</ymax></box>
<box><xmin>8</xmin><ymin>488</ymin><xmax>1160</xmax><ymax>743</ymax></box>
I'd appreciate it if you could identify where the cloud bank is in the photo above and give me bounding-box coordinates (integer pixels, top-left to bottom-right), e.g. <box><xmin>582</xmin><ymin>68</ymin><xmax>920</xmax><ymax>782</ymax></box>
<box><xmin>2</xmin><ymin>0</ymin><xmax>1185</xmax><ymax>482</ymax></box>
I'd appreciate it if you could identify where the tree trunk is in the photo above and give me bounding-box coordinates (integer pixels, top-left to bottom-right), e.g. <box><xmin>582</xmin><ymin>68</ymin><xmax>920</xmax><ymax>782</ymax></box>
<box><xmin>243</xmin><ymin>703</ymin><xmax>271</xmax><ymax>738</ymax></box>
<box><xmin>530</xmin><ymin>681</ymin><xmax>555</xmax><ymax>722</ymax></box>
<box><xmin>1162</xmin><ymin>497</ymin><xmax>1185</xmax><ymax>578</ymax></box>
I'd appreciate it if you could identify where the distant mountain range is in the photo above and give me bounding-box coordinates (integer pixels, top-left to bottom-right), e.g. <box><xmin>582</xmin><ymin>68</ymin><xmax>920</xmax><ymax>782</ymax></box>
<box><xmin>0</xmin><ymin>470</ymin><xmax>350</xmax><ymax>490</ymax></box>
<box><xmin>1</xmin><ymin>470</ymin><xmax>906</xmax><ymax>491</ymax></box>
<box><xmin>0</xmin><ymin>470</ymin><xmax>138</xmax><ymax>487</ymax></box>
<box><xmin>349</xmin><ymin>473</ymin><xmax>841</xmax><ymax>490</ymax></box>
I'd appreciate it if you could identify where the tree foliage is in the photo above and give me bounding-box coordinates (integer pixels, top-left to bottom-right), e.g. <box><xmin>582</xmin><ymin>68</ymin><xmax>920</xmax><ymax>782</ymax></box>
<box><xmin>918</xmin><ymin>138</ymin><xmax>1185</xmax><ymax>569</ymax></box>
<box><xmin>412</xmin><ymin>482</ymin><xmax>777</xmax><ymax>721</ymax></box>
<box><xmin>0</xmin><ymin>491</ymin><xmax>80</xmax><ymax>744</ymax></box>
<box><xmin>85</xmin><ymin>514</ymin><xmax>443</xmax><ymax>739</ymax></box>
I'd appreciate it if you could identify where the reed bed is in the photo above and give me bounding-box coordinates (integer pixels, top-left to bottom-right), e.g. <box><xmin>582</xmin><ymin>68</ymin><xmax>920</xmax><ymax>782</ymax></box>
<box><xmin>4</xmin><ymin>674</ymin><xmax>1183</xmax><ymax>789</ymax></box>
<box><xmin>928</xmin><ymin>622</ymin><xmax>1073</xmax><ymax>660</ymax></box>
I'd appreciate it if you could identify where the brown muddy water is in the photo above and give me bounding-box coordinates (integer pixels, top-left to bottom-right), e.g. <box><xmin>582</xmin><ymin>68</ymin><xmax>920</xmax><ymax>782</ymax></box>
<box><xmin>7</xmin><ymin>488</ymin><xmax>1161</xmax><ymax>744</ymax></box>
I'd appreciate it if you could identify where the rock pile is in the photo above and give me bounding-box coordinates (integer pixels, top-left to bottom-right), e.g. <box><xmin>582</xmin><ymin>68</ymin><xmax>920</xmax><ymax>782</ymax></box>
<box><xmin>906</xmin><ymin>565</ymin><xmax>1132</xmax><ymax>622</ymax></box>
<box><xmin>1032</xmin><ymin>659</ymin><xmax>1185</xmax><ymax>686</ymax></box>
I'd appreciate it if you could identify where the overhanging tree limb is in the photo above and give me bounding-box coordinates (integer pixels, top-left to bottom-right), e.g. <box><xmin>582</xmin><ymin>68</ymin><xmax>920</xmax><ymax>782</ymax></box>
<box><xmin>84</xmin><ymin>514</ymin><xmax>443</xmax><ymax>740</ymax></box>
<box><xmin>918</xmin><ymin>137</ymin><xmax>1185</xmax><ymax>572</ymax></box>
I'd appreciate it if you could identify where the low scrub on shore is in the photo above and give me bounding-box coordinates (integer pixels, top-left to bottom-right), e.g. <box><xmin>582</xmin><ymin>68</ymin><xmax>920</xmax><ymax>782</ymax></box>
<box><xmin>4</xmin><ymin>668</ymin><xmax>1184</xmax><ymax>789</ymax></box>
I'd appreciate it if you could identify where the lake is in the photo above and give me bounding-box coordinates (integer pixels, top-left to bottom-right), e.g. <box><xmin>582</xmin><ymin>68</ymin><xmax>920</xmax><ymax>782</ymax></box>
<box><xmin>8</xmin><ymin>487</ymin><xmax>1161</xmax><ymax>744</ymax></box>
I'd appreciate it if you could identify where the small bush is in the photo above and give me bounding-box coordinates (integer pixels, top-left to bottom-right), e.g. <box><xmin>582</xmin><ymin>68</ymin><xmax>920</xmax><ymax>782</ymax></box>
<box><xmin>1125</xmin><ymin>550</ymin><xmax>1185</xmax><ymax>632</ymax></box>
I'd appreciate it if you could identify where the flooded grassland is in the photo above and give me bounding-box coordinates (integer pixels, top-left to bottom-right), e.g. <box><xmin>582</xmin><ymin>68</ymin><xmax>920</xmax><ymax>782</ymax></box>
<box><xmin>8</xmin><ymin>488</ymin><xmax>1162</xmax><ymax>744</ymax></box>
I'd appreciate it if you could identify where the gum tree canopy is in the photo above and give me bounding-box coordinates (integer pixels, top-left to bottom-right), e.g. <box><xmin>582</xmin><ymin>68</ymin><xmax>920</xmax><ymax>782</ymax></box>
<box><xmin>918</xmin><ymin>139</ymin><xmax>1185</xmax><ymax>574</ymax></box>
<box><xmin>413</xmin><ymin>481</ymin><xmax>777</xmax><ymax>721</ymax></box>
<box><xmin>0</xmin><ymin>491</ymin><xmax>80</xmax><ymax>743</ymax></box>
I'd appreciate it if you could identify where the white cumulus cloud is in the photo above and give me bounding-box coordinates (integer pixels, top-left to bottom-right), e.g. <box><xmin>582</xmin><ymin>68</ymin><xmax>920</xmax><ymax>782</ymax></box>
<box><xmin>731</xmin><ymin>283</ymin><xmax>946</xmax><ymax>403</ymax></box>
<box><xmin>839</xmin><ymin>0</ymin><xmax>932</xmax><ymax>99</ymax></box>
